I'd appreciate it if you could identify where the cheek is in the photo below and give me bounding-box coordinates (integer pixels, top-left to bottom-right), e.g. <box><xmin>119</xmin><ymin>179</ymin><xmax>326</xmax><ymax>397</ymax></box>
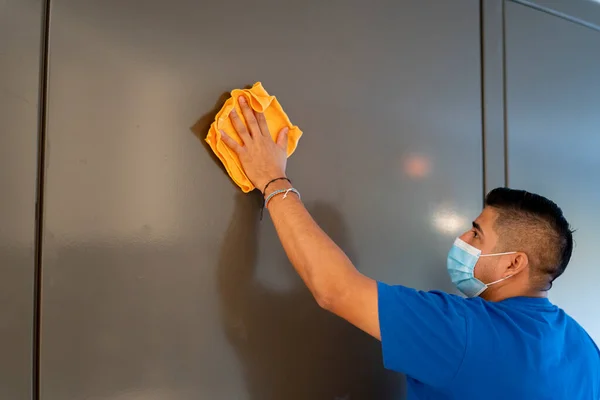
<box><xmin>473</xmin><ymin>258</ymin><xmax>492</xmax><ymax>281</ymax></box>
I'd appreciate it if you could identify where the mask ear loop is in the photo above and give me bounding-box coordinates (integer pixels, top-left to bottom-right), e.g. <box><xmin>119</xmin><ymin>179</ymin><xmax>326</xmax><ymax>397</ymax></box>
<box><xmin>478</xmin><ymin>251</ymin><xmax>518</xmax><ymax>288</ymax></box>
<box><xmin>480</xmin><ymin>251</ymin><xmax>517</xmax><ymax>257</ymax></box>
<box><xmin>486</xmin><ymin>274</ymin><xmax>515</xmax><ymax>287</ymax></box>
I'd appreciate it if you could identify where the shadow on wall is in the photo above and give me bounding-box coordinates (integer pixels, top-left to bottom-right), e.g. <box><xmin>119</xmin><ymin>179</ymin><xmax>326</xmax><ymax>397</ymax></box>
<box><xmin>218</xmin><ymin>194</ymin><xmax>405</xmax><ymax>400</ymax></box>
<box><xmin>190</xmin><ymin>92</ymin><xmax>232</xmax><ymax>179</ymax></box>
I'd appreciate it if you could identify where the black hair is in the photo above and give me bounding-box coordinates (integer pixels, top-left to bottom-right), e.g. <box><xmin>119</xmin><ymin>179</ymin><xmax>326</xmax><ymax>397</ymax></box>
<box><xmin>485</xmin><ymin>188</ymin><xmax>574</xmax><ymax>290</ymax></box>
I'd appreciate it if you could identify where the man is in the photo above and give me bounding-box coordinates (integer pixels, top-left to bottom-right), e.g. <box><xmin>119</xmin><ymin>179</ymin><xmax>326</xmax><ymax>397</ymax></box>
<box><xmin>219</xmin><ymin>95</ymin><xmax>600</xmax><ymax>399</ymax></box>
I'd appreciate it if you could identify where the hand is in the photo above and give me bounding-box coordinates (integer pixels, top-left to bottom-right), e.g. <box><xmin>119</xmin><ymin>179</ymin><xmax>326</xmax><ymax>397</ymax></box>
<box><xmin>220</xmin><ymin>96</ymin><xmax>289</xmax><ymax>193</ymax></box>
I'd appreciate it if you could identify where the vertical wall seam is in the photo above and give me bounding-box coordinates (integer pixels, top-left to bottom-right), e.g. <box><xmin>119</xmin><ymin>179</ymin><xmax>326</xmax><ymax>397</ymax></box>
<box><xmin>482</xmin><ymin>0</ymin><xmax>509</xmax><ymax>194</ymax></box>
<box><xmin>33</xmin><ymin>0</ymin><xmax>52</xmax><ymax>398</ymax></box>
<box><xmin>502</xmin><ymin>0</ymin><xmax>509</xmax><ymax>188</ymax></box>
<box><xmin>480</xmin><ymin>0</ymin><xmax>488</xmax><ymax>205</ymax></box>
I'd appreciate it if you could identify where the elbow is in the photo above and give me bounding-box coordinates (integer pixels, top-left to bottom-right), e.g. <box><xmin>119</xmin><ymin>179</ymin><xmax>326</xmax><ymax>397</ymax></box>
<box><xmin>312</xmin><ymin>272</ymin><xmax>356</xmax><ymax>312</ymax></box>
<box><xmin>315</xmin><ymin>291</ymin><xmax>334</xmax><ymax>311</ymax></box>
<box><xmin>314</xmin><ymin>285</ymin><xmax>343</xmax><ymax>312</ymax></box>
<box><xmin>311</xmin><ymin>263</ymin><xmax>358</xmax><ymax>312</ymax></box>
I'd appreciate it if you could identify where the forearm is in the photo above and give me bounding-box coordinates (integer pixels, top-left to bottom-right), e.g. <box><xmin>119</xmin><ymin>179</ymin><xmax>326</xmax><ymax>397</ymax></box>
<box><xmin>265</xmin><ymin>181</ymin><xmax>363</xmax><ymax>309</ymax></box>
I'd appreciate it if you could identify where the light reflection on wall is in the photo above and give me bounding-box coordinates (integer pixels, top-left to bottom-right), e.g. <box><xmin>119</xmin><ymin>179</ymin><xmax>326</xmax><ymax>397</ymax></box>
<box><xmin>432</xmin><ymin>208</ymin><xmax>467</xmax><ymax>236</ymax></box>
<box><xmin>402</xmin><ymin>153</ymin><xmax>431</xmax><ymax>180</ymax></box>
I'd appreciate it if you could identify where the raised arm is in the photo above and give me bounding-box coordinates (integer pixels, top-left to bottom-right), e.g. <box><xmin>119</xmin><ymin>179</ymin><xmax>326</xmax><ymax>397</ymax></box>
<box><xmin>220</xmin><ymin>95</ymin><xmax>380</xmax><ymax>339</ymax></box>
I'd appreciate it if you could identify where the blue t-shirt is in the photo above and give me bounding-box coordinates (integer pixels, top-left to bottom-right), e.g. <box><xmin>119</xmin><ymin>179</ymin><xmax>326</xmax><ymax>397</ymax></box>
<box><xmin>377</xmin><ymin>282</ymin><xmax>600</xmax><ymax>399</ymax></box>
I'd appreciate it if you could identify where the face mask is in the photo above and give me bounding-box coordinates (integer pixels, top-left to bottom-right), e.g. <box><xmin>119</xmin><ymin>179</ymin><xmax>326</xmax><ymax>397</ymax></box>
<box><xmin>447</xmin><ymin>238</ymin><xmax>517</xmax><ymax>298</ymax></box>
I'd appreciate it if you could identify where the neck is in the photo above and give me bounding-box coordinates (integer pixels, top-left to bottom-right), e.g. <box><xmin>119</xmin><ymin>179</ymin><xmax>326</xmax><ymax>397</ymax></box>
<box><xmin>482</xmin><ymin>286</ymin><xmax>547</xmax><ymax>302</ymax></box>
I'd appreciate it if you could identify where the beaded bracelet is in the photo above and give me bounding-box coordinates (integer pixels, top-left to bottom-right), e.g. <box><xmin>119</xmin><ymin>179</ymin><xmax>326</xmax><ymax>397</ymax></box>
<box><xmin>265</xmin><ymin>188</ymin><xmax>301</xmax><ymax>208</ymax></box>
<box><xmin>260</xmin><ymin>188</ymin><xmax>301</xmax><ymax>220</ymax></box>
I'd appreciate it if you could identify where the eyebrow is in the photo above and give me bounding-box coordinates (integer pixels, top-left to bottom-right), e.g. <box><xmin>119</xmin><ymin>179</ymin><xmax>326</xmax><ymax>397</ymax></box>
<box><xmin>472</xmin><ymin>221</ymin><xmax>484</xmax><ymax>237</ymax></box>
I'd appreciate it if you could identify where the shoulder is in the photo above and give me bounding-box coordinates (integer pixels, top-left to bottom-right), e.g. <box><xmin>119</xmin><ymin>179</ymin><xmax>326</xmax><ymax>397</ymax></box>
<box><xmin>377</xmin><ymin>281</ymin><xmax>493</xmax><ymax>320</ymax></box>
<box><xmin>562</xmin><ymin>311</ymin><xmax>600</xmax><ymax>355</ymax></box>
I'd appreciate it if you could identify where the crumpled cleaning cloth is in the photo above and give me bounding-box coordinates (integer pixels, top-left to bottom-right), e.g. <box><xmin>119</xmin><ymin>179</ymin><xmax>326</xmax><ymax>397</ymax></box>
<box><xmin>206</xmin><ymin>82</ymin><xmax>303</xmax><ymax>193</ymax></box>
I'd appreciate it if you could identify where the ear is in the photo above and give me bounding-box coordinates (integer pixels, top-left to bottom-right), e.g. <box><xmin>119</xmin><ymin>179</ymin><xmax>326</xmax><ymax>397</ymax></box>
<box><xmin>506</xmin><ymin>252</ymin><xmax>529</xmax><ymax>276</ymax></box>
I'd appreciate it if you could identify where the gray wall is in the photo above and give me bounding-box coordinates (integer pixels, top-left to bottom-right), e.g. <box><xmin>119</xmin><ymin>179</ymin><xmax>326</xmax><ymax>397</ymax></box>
<box><xmin>505</xmin><ymin>1</ymin><xmax>600</xmax><ymax>340</ymax></box>
<box><xmin>39</xmin><ymin>1</ymin><xmax>482</xmax><ymax>399</ymax></box>
<box><xmin>0</xmin><ymin>0</ymin><xmax>598</xmax><ymax>399</ymax></box>
<box><xmin>0</xmin><ymin>1</ymin><xmax>42</xmax><ymax>399</ymax></box>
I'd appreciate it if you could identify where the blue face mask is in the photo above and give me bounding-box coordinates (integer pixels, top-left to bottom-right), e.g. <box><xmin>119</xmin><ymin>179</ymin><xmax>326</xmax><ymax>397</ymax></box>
<box><xmin>447</xmin><ymin>238</ymin><xmax>517</xmax><ymax>298</ymax></box>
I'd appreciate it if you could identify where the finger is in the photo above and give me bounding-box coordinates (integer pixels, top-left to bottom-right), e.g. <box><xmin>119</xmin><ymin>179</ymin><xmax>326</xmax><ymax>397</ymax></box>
<box><xmin>255</xmin><ymin>112</ymin><xmax>271</xmax><ymax>137</ymax></box>
<box><xmin>276</xmin><ymin>127</ymin><xmax>289</xmax><ymax>149</ymax></box>
<box><xmin>220</xmin><ymin>130</ymin><xmax>243</xmax><ymax>154</ymax></box>
<box><xmin>229</xmin><ymin>108</ymin><xmax>251</xmax><ymax>145</ymax></box>
<box><xmin>238</xmin><ymin>96</ymin><xmax>261</xmax><ymax>137</ymax></box>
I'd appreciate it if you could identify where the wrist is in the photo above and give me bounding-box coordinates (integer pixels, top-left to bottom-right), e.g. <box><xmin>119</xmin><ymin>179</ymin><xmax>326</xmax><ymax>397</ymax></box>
<box><xmin>256</xmin><ymin>173</ymin><xmax>286</xmax><ymax>193</ymax></box>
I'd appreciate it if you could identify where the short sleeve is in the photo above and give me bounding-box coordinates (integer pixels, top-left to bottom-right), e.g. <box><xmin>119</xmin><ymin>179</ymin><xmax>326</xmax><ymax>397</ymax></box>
<box><xmin>377</xmin><ymin>281</ymin><xmax>469</xmax><ymax>387</ymax></box>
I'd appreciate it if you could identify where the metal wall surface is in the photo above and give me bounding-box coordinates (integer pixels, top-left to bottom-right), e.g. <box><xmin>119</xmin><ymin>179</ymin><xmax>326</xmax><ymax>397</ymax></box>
<box><xmin>40</xmin><ymin>0</ymin><xmax>482</xmax><ymax>399</ymax></box>
<box><xmin>505</xmin><ymin>2</ymin><xmax>600</xmax><ymax>340</ymax></box>
<box><xmin>0</xmin><ymin>1</ymin><xmax>42</xmax><ymax>399</ymax></box>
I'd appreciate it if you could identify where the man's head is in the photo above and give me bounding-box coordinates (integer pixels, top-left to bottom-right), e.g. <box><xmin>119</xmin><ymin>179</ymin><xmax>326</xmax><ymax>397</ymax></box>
<box><xmin>459</xmin><ymin>188</ymin><xmax>574</xmax><ymax>299</ymax></box>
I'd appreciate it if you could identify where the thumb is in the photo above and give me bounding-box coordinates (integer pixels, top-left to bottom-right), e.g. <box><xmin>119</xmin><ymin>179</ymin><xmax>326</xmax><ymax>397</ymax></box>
<box><xmin>277</xmin><ymin>127</ymin><xmax>289</xmax><ymax>149</ymax></box>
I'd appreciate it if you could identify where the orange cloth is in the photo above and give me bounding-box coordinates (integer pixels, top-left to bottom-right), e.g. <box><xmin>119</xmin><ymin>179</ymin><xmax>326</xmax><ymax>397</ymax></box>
<box><xmin>206</xmin><ymin>82</ymin><xmax>303</xmax><ymax>193</ymax></box>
